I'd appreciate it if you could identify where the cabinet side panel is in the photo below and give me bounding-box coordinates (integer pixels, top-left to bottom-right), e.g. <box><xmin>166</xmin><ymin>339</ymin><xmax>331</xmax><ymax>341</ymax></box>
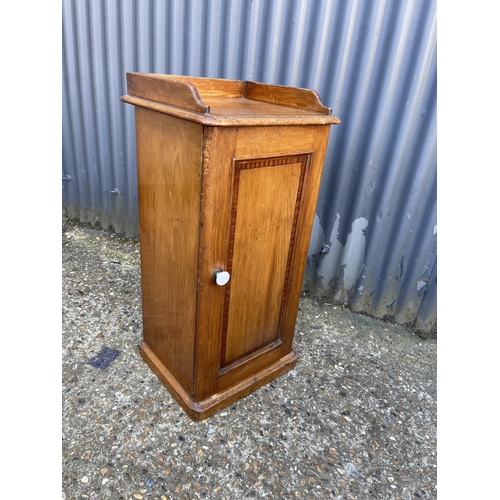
<box><xmin>135</xmin><ymin>108</ymin><xmax>202</xmax><ymax>393</ymax></box>
<box><xmin>280</xmin><ymin>126</ymin><xmax>332</xmax><ymax>349</ymax></box>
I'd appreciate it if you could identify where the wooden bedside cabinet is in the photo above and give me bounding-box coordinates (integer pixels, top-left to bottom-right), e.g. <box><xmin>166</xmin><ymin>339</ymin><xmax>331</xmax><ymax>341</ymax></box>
<box><xmin>121</xmin><ymin>73</ymin><xmax>340</xmax><ymax>420</ymax></box>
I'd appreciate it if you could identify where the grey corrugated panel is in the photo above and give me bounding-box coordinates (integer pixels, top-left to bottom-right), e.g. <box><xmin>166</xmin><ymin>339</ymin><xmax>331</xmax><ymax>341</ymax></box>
<box><xmin>62</xmin><ymin>0</ymin><xmax>437</xmax><ymax>333</ymax></box>
<box><xmin>304</xmin><ymin>0</ymin><xmax>437</xmax><ymax>336</ymax></box>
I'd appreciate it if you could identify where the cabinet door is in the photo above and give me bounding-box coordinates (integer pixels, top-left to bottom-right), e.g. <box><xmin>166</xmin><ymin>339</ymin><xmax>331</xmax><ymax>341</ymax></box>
<box><xmin>220</xmin><ymin>154</ymin><xmax>311</xmax><ymax>369</ymax></box>
<box><xmin>195</xmin><ymin>125</ymin><xmax>330</xmax><ymax>401</ymax></box>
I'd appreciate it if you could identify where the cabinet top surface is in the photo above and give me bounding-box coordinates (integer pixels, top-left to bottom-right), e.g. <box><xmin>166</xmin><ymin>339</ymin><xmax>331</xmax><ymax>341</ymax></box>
<box><xmin>121</xmin><ymin>73</ymin><xmax>341</xmax><ymax>126</ymax></box>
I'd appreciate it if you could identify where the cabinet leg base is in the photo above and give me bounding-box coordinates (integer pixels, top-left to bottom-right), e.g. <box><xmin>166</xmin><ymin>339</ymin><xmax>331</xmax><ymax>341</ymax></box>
<box><xmin>139</xmin><ymin>340</ymin><xmax>297</xmax><ymax>421</ymax></box>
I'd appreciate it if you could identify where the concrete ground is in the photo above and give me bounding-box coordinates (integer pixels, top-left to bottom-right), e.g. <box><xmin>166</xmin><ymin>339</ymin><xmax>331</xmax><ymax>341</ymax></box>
<box><xmin>62</xmin><ymin>218</ymin><xmax>437</xmax><ymax>500</ymax></box>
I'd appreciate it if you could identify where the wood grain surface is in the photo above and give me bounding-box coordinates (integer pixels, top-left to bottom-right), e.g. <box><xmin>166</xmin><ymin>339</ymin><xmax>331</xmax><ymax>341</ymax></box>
<box><xmin>149</xmin><ymin>74</ymin><xmax>245</xmax><ymax>98</ymax></box>
<box><xmin>127</xmin><ymin>73</ymin><xmax>209</xmax><ymax>113</ymax></box>
<box><xmin>194</xmin><ymin>126</ymin><xmax>238</xmax><ymax>401</ymax></box>
<box><xmin>124</xmin><ymin>74</ymin><xmax>338</xmax><ymax>419</ymax></box>
<box><xmin>202</xmin><ymin>97</ymin><xmax>330</xmax><ymax>117</ymax></box>
<box><xmin>134</xmin><ymin>108</ymin><xmax>202</xmax><ymax>393</ymax></box>
<box><xmin>244</xmin><ymin>80</ymin><xmax>332</xmax><ymax>114</ymax></box>
<box><xmin>140</xmin><ymin>340</ymin><xmax>296</xmax><ymax>421</ymax></box>
<box><xmin>194</xmin><ymin>125</ymin><xmax>331</xmax><ymax>399</ymax></box>
<box><xmin>222</xmin><ymin>156</ymin><xmax>308</xmax><ymax>366</ymax></box>
<box><xmin>122</xmin><ymin>73</ymin><xmax>341</xmax><ymax>126</ymax></box>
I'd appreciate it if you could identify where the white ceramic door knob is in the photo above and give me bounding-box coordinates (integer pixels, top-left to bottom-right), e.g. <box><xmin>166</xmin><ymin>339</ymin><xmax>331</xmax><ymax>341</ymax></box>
<box><xmin>213</xmin><ymin>269</ymin><xmax>230</xmax><ymax>286</ymax></box>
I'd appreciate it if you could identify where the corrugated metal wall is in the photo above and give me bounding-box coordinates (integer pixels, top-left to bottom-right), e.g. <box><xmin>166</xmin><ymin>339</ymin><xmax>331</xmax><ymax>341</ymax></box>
<box><xmin>62</xmin><ymin>0</ymin><xmax>437</xmax><ymax>335</ymax></box>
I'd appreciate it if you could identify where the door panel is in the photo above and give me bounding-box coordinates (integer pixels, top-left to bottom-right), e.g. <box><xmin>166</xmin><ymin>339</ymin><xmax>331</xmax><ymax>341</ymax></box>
<box><xmin>220</xmin><ymin>154</ymin><xmax>311</xmax><ymax>369</ymax></box>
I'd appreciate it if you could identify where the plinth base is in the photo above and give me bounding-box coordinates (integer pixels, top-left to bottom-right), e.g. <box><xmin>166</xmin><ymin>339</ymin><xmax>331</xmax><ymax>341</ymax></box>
<box><xmin>139</xmin><ymin>341</ymin><xmax>297</xmax><ymax>421</ymax></box>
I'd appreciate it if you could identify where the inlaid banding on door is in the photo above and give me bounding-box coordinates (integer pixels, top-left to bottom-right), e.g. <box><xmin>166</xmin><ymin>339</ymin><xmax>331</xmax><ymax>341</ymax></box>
<box><xmin>220</xmin><ymin>153</ymin><xmax>311</xmax><ymax>371</ymax></box>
